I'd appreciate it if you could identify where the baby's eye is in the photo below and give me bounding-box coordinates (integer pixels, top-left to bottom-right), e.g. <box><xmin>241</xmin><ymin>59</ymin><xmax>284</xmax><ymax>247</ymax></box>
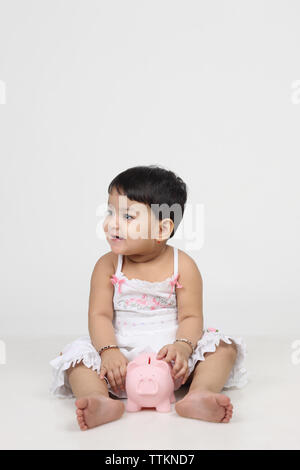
<box><xmin>124</xmin><ymin>214</ymin><xmax>134</xmax><ymax>220</ymax></box>
<box><xmin>106</xmin><ymin>209</ymin><xmax>113</xmax><ymax>215</ymax></box>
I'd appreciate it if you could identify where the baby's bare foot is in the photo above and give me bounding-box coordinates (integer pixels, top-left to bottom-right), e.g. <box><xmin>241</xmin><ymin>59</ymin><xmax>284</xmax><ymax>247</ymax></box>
<box><xmin>75</xmin><ymin>394</ymin><xmax>125</xmax><ymax>430</ymax></box>
<box><xmin>175</xmin><ymin>390</ymin><xmax>233</xmax><ymax>423</ymax></box>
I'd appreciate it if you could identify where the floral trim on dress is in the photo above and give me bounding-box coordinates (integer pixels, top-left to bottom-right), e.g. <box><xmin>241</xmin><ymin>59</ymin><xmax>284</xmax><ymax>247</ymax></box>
<box><xmin>116</xmin><ymin>294</ymin><xmax>176</xmax><ymax>311</ymax></box>
<box><xmin>110</xmin><ymin>273</ymin><xmax>182</xmax><ymax>311</ymax></box>
<box><xmin>114</xmin><ymin>297</ymin><xmax>176</xmax><ymax>311</ymax></box>
<box><xmin>110</xmin><ymin>273</ymin><xmax>182</xmax><ymax>293</ymax></box>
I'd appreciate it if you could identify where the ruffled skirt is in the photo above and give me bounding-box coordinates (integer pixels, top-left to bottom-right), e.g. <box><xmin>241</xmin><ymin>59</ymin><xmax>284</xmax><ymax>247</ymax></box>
<box><xmin>49</xmin><ymin>328</ymin><xmax>248</xmax><ymax>399</ymax></box>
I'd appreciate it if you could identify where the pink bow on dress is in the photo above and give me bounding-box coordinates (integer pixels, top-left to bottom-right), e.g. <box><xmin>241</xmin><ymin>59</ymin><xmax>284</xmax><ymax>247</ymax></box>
<box><xmin>167</xmin><ymin>274</ymin><xmax>183</xmax><ymax>298</ymax></box>
<box><xmin>110</xmin><ymin>275</ymin><xmax>126</xmax><ymax>293</ymax></box>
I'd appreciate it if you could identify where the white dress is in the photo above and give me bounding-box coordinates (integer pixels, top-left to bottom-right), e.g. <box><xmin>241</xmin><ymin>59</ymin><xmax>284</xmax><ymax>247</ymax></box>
<box><xmin>49</xmin><ymin>246</ymin><xmax>249</xmax><ymax>399</ymax></box>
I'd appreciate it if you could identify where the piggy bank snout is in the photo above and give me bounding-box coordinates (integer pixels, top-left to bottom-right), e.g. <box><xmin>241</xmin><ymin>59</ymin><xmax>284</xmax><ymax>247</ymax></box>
<box><xmin>137</xmin><ymin>376</ymin><xmax>158</xmax><ymax>396</ymax></box>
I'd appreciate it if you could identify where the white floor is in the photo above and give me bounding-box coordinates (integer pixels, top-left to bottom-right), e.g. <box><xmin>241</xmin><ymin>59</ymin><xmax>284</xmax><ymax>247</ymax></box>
<box><xmin>0</xmin><ymin>334</ymin><xmax>299</xmax><ymax>450</ymax></box>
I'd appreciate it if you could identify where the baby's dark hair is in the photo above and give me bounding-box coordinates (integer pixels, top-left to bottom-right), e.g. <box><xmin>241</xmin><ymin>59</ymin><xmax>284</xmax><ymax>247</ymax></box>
<box><xmin>108</xmin><ymin>165</ymin><xmax>188</xmax><ymax>239</ymax></box>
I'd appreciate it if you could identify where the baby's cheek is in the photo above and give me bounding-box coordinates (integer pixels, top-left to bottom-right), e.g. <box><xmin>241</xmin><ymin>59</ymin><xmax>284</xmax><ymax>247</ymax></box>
<box><xmin>127</xmin><ymin>221</ymin><xmax>148</xmax><ymax>240</ymax></box>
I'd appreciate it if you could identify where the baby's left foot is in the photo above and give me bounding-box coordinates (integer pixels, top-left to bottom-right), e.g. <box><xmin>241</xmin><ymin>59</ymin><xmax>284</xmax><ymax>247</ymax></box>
<box><xmin>175</xmin><ymin>390</ymin><xmax>233</xmax><ymax>423</ymax></box>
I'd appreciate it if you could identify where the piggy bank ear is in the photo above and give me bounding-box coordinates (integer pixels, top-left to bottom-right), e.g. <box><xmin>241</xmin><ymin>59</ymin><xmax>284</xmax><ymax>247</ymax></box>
<box><xmin>155</xmin><ymin>361</ymin><xmax>170</xmax><ymax>372</ymax></box>
<box><xmin>127</xmin><ymin>362</ymin><xmax>139</xmax><ymax>372</ymax></box>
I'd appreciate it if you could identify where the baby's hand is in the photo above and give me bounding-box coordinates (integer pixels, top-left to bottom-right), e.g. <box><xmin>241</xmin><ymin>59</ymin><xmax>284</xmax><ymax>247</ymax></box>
<box><xmin>99</xmin><ymin>349</ymin><xmax>129</xmax><ymax>394</ymax></box>
<box><xmin>156</xmin><ymin>343</ymin><xmax>190</xmax><ymax>385</ymax></box>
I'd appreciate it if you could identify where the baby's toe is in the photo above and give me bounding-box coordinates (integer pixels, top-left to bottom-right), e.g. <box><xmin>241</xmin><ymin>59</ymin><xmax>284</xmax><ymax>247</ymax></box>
<box><xmin>221</xmin><ymin>407</ymin><xmax>233</xmax><ymax>423</ymax></box>
<box><xmin>75</xmin><ymin>397</ymin><xmax>88</xmax><ymax>409</ymax></box>
<box><xmin>77</xmin><ymin>416</ymin><xmax>88</xmax><ymax>430</ymax></box>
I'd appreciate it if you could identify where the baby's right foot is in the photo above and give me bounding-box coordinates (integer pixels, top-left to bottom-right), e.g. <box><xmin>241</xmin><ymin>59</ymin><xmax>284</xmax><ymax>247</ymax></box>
<box><xmin>75</xmin><ymin>394</ymin><xmax>125</xmax><ymax>430</ymax></box>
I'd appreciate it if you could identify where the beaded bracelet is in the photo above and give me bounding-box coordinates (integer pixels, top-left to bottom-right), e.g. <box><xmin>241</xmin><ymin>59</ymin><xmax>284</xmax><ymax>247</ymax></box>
<box><xmin>98</xmin><ymin>344</ymin><xmax>119</xmax><ymax>355</ymax></box>
<box><xmin>173</xmin><ymin>338</ymin><xmax>195</xmax><ymax>354</ymax></box>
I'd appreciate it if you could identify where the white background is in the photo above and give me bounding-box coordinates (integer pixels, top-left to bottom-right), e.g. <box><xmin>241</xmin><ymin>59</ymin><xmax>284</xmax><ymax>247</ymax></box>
<box><xmin>1</xmin><ymin>0</ymin><xmax>299</xmax><ymax>338</ymax></box>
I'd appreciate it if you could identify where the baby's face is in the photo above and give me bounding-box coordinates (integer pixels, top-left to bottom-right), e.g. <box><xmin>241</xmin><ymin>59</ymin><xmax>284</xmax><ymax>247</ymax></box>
<box><xmin>103</xmin><ymin>187</ymin><xmax>160</xmax><ymax>253</ymax></box>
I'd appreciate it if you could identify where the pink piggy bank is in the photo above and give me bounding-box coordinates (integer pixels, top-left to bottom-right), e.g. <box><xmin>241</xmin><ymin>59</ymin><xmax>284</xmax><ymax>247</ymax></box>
<box><xmin>125</xmin><ymin>352</ymin><xmax>176</xmax><ymax>413</ymax></box>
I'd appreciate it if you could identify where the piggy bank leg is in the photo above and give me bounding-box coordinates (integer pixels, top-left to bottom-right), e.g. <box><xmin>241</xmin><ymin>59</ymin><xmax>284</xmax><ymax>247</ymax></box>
<box><xmin>126</xmin><ymin>399</ymin><xmax>142</xmax><ymax>412</ymax></box>
<box><xmin>170</xmin><ymin>391</ymin><xmax>176</xmax><ymax>403</ymax></box>
<box><xmin>156</xmin><ymin>399</ymin><xmax>171</xmax><ymax>413</ymax></box>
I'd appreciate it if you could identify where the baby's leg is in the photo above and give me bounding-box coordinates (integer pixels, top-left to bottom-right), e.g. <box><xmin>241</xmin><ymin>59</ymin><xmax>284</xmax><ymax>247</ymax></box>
<box><xmin>175</xmin><ymin>340</ymin><xmax>237</xmax><ymax>423</ymax></box>
<box><xmin>66</xmin><ymin>361</ymin><xmax>125</xmax><ymax>430</ymax></box>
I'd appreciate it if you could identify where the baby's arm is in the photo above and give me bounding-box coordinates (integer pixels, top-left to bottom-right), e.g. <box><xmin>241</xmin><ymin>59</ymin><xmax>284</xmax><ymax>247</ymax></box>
<box><xmin>156</xmin><ymin>252</ymin><xmax>204</xmax><ymax>383</ymax></box>
<box><xmin>88</xmin><ymin>253</ymin><xmax>118</xmax><ymax>352</ymax></box>
<box><xmin>175</xmin><ymin>251</ymin><xmax>204</xmax><ymax>351</ymax></box>
<box><xmin>88</xmin><ymin>253</ymin><xmax>129</xmax><ymax>393</ymax></box>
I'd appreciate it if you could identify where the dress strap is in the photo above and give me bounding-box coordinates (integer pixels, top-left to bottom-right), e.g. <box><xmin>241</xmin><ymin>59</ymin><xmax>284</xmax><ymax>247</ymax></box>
<box><xmin>116</xmin><ymin>253</ymin><xmax>123</xmax><ymax>276</ymax></box>
<box><xmin>173</xmin><ymin>246</ymin><xmax>178</xmax><ymax>277</ymax></box>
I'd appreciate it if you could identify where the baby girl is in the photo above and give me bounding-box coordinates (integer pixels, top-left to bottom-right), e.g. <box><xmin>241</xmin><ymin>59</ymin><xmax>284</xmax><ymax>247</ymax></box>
<box><xmin>49</xmin><ymin>165</ymin><xmax>248</xmax><ymax>430</ymax></box>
